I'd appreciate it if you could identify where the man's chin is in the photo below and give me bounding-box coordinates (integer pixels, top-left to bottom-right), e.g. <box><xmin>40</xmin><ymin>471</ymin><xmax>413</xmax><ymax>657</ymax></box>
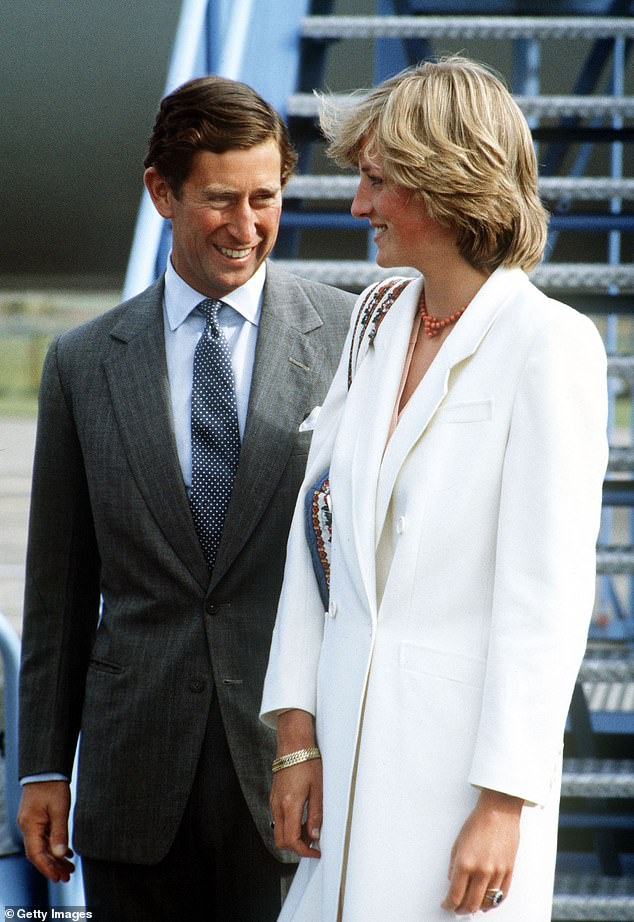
<box><xmin>204</xmin><ymin>258</ymin><xmax>263</xmax><ymax>295</ymax></box>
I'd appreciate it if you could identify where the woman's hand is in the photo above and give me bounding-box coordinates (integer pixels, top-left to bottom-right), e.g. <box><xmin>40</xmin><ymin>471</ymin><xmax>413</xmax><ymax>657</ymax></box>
<box><xmin>270</xmin><ymin>709</ymin><xmax>323</xmax><ymax>859</ymax></box>
<box><xmin>441</xmin><ymin>788</ymin><xmax>523</xmax><ymax>915</ymax></box>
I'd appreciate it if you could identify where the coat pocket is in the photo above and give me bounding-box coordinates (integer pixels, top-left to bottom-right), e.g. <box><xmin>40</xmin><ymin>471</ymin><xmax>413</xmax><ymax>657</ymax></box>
<box><xmin>88</xmin><ymin>657</ymin><xmax>125</xmax><ymax>675</ymax></box>
<box><xmin>399</xmin><ymin>643</ymin><xmax>485</xmax><ymax>688</ymax></box>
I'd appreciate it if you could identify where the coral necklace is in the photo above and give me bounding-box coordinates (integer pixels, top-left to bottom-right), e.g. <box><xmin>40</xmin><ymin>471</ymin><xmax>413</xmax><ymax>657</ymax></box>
<box><xmin>419</xmin><ymin>289</ymin><xmax>468</xmax><ymax>339</ymax></box>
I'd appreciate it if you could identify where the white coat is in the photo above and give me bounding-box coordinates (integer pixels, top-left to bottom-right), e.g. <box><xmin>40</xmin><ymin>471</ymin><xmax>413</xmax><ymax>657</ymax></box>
<box><xmin>261</xmin><ymin>267</ymin><xmax>608</xmax><ymax>922</ymax></box>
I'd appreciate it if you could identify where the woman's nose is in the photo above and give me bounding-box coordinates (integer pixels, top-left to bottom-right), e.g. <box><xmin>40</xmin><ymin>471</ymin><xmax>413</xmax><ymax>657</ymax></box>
<box><xmin>351</xmin><ymin>185</ymin><xmax>370</xmax><ymax>219</ymax></box>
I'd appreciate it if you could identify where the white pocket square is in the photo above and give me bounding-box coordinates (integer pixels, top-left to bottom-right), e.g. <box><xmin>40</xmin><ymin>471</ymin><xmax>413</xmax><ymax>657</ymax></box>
<box><xmin>299</xmin><ymin>406</ymin><xmax>322</xmax><ymax>433</ymax></box>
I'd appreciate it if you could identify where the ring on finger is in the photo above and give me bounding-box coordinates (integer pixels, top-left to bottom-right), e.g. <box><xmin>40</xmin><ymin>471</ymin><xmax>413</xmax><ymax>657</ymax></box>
<box><xmin>484</xmin><ymin>888</ymin><xmax>504</xmax><ymax>907</ymax></box>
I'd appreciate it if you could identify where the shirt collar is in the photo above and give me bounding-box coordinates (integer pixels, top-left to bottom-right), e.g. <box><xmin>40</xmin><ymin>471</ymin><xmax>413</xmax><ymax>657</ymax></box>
<box><xmin>164</xmin><ymin>255</ymin><xmax>266</xmax><ymax>332</ymax></box>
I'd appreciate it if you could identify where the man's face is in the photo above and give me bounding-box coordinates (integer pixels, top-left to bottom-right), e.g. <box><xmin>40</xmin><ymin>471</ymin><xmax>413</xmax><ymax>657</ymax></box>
<box><xmin>145</xmin><ymin>141</ymin><xmax>283</xmax><ymax>298</ymax></box>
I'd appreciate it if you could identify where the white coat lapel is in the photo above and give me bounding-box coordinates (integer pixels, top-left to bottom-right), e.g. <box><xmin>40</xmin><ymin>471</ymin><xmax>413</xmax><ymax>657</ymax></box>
<box><xmin>375</xmin><ymin>266</ymin><xmax>524</xmax><ymax>541</ymax></box>
<box><xmin>346</xmin><ymin>277</ymin><xmax>423</xmax><ymax>619</ymax></box>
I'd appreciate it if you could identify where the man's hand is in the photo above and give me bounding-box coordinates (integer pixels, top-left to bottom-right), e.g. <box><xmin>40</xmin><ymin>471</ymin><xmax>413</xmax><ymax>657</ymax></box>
<box><xmin>270</xmin><ymin>709</ymin><xmax>323</xmax><ymax>859</ymax></box>
<box><xmin>442</xmin><ymin>788</ymin><xmax>522</xmax><ymax>915</ymax></box>
<box><xmin>17</xmin><ymin>780</ymin><xmax>75</xmax><ymax>882</ymax></box>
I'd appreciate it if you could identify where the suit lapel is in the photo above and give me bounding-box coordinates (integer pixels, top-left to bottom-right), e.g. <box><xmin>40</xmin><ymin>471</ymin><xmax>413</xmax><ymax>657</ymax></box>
<box><xmin>210</xmin><ymin>264</ymin><xmax>325</xmax><ymax>587</ymax></box>
<box><xmin>103</xmin><ymin>279</ymin><xmax>210</xmax><ymax>591</ymax></box>
<box><xmin>375</xmin><ymin>266</ymin><xmax>522</xmax><ymax>541</ymax></box>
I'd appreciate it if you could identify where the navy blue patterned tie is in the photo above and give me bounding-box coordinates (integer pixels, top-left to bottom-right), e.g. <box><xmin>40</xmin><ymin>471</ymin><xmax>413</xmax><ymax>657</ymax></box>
<box><xmin>189</xmin><ymin>298</ymin><xmax>241</xmax><ymax>569</ymax></box>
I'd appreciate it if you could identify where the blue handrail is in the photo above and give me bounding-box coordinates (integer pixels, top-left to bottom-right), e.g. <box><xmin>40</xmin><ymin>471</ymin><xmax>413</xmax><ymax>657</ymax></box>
<box><xmin>0</xmin><ymin>610</ymin><xmax>87</xmax><ymax>906</ymax></box>
<box><xmin>0</xmin><ymin>610</ymin><xmax>22</xmax><ymax>848</ymax></box>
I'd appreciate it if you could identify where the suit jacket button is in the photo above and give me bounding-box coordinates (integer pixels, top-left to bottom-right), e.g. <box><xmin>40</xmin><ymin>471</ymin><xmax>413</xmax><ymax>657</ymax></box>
<box><xmin>189</xmin><ymin>678</ymin><xmax>205</xmax><ymax>693</ymax></box>
<box><xmin>205</xmin><ymin>600</ymin><xmax>218</xmax><ymax>616</ymax></box>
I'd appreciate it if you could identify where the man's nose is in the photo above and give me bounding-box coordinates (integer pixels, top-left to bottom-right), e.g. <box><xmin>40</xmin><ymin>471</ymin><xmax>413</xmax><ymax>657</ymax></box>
<box><xmin>228</xmin><ymin>202</ymin><xmax>257</xmax><ymax>240</ymax></box>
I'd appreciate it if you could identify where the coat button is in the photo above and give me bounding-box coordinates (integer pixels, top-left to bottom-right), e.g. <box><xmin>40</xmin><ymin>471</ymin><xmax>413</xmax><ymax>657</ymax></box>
<box><xmin>189</xmin><ymin>678</ymin><xmax>206</xmax><ymax>693</ymax></box>
<box><xmin>396</xmin><ymin>516</ymin><xmax>406</xmax><ymax>535</ymax></box>
<box><xmin>205</xmin><ymin>599</ymin><xmax>218</xmax><ymax>616</ymax></box>
<box><xmin>328</xmin><ymin>601</ymin><xmax>338</xmax><ymax>618</ymax></box>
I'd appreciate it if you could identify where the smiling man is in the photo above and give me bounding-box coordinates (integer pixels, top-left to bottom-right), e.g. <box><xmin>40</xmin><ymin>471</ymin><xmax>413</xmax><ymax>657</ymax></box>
<box><xmin>17</xmin><ymin>76</ymin><xmax>354</xmax><ymax>922</ymax></box>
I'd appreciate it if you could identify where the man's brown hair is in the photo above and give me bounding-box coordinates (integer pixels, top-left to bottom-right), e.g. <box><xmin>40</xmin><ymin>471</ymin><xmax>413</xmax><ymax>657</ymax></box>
<box><xmin>145</xmin><ymin>76</ymin><xmax>297</xmax><ymax>195</ymax></box>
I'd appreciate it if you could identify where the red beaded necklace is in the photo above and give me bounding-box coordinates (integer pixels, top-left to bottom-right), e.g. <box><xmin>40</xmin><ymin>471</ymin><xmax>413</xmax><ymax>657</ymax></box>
<box><xmin>419</xmin><ymin>289</ymin><xmax>468</xmax><ymax>339</ymax></box>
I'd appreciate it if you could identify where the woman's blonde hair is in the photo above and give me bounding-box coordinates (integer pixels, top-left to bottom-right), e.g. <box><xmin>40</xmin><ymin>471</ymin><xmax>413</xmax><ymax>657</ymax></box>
<box><xmin>321</xmin><ymin>56</ymin><xmax>548</xmax><ymax>272</ymax></box>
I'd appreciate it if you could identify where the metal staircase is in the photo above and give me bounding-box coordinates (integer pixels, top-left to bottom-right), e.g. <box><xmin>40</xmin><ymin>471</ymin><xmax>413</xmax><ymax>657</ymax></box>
<box><xmin>121</xmin><ymin>1</ymin><xmax>634</xmax><ymax>915</ymax></box>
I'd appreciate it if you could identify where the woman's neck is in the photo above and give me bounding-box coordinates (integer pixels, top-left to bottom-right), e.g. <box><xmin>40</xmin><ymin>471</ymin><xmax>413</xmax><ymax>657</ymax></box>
<box><xmin>419</xmin><ymin>255</ymin><xmax>490</xmax><ymax>320</ymax></box>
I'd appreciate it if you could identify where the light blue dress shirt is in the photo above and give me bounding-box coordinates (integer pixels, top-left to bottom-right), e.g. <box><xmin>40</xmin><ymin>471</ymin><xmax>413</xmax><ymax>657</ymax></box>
<box><xmin>163</xmin><ymin>256</ymin><xmax>265</xmax><ymax>490</ymax></box>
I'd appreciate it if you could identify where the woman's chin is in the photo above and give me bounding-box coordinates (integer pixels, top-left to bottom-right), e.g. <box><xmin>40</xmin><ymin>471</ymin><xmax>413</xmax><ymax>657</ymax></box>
<box><xmin>375</xmin><ymin>256</ymin><xmax>409</xmax><ymax>272</ymax></box>
<box><xmin>374</xmin><ymin>251</ymin><xmax>394</xmax><ymax>268</ymax></box>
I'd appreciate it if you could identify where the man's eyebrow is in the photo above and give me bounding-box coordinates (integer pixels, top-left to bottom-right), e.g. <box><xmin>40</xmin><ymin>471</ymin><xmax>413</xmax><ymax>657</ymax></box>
<box><xmin>201</xmin><ymin>183</ymin><xmax>281</xmax><ymax>195</ymax></box>
<box><xmin>201</xmin><ymin>185</ymin><xmax>237</xmax><ymax>196</ymax></box>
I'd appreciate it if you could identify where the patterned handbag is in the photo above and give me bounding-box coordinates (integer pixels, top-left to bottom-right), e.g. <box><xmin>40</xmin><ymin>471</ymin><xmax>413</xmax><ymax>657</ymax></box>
<box><xmin>305</xmin><ymin>277</ymin><xmax>413</xmax><ymax>607</ymax></box>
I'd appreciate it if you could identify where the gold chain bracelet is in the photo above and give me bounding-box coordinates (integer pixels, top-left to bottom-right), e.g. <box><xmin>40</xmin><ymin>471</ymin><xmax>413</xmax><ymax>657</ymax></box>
<box><xmin>271</xmin><ymin>747</ymin><xmax>322</xmax><ymax>774</ymax></box>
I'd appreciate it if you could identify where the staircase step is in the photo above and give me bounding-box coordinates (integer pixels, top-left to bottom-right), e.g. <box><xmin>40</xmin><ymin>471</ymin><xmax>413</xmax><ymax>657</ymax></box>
<box><xmin>288</xmin><ymin>93</ymin><xmax>634</xmax><ymax>121</ymax></box>
<box><xmin>584</xmin><ymin>681</ymin><xmax>634</xmax><ymax>714</ymax></box>
<box><xmin>561</xmin><ymin>758</ymin><xmax>634</xmax><ymax>797</ymax></box>
<box><xmin>271</xmin><ymin>260</ymin><xmax>408</xmax><ymax>289</ymax></box>
<box><xmin>596</xmin><ymin>547</ymin><xmax>634</xmax><ymax>576</ymax></box>
<box><xmin>608</xmin><ymin>447</ymin><xmax>634</xmax><ymax>472</ymax></box>
<box><xmin>272</xmin><ymin>259</ymin><xmax>634</xmax><ymax>293</ymax></box>
<box><xmin>285</xmin><ymin>175</ymin><xmax>634</xmax><ymax>202</ymax></box>
<box><xmin>608</xmin><ymin>356</ymin><xmax>634</xmax><ymax>378</ymax></box>
<box><xmin>302</xmin><ymin>15</ymin><xmax>634</xmax><ymax>41</ymax></box>
<box><xmin>553</xmin><ymin>874</ymin><xmax>634</xmax><ymax>921</ymax></box>
<box><xmin>579</xmin><ymin>654</ymin><xmax>634</xmax><ymax>683</ymax></box>
<box><xmin>519</xmin><ymin>264</ymin><xmax>634</xmax><ymax>291</ymax></box>
<box><xmin>541</xmin><ymin>178</ymin><xmax>634</xmax><ymax>202</ymax></box>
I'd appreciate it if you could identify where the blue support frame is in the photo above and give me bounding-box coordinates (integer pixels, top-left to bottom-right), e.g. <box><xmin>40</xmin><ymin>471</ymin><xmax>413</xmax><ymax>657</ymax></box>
<box><xmin>0</xmin><ymin>614</ymin><xmax>87</xmax><ymax>909</ymax></box>
<box><xmin>0</xmin><ymin>613</ymin><xmax>21</xmax><ymax>851</ymax></box>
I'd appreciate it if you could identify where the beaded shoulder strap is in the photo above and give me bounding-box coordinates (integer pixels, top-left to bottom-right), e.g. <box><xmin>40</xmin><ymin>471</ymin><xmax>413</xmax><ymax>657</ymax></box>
<box><xmin>305</xmin><ymin>276</ymin><xmax>414</xmax><ymax>608</ymax></box>
<box><xmin>347</xmin><ymin>276</ymin><xmax>413</xmax><ymax>389</ymax></box>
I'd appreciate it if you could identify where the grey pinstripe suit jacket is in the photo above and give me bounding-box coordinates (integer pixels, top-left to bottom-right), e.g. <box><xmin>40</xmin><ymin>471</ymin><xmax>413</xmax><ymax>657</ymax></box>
<box><xmin>18</xmin><ymin>263</ymin><xmax>354</xmax><ymax>864</ymax></box>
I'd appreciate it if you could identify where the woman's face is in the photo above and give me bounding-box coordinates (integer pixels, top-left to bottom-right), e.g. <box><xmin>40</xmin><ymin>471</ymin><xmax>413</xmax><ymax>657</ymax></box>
<box><xmin>351</xmin><ymin>148</ymin><xmax>450</xmax><ymax>270</ymax></box>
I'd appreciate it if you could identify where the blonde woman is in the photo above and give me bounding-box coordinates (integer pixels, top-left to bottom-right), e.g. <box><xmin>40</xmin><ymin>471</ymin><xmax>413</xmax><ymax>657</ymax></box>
<box><xmin>261</xmin><ymin>57</ymin><xmax>608</xmax><ymax>921</ymax></box>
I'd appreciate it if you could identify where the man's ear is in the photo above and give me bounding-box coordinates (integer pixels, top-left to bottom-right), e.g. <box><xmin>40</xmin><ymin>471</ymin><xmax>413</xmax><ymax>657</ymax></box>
<box><xmin>144</xmin><ymin>167</ymin><xmax>175</xmax><ymax>219</ymax></box>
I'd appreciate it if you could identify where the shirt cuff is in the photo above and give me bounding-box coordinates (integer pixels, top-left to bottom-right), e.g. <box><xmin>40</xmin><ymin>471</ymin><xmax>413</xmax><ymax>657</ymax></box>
<box><xmin>20</xmin><ymin>773</ymin><xmax>69</xmax><ymax>785</ymax></box>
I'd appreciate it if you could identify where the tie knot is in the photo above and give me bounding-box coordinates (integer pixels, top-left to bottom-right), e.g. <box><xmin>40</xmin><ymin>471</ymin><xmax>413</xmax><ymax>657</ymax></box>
<box><xmin>197</xmin><ymin>298</ymin><xmax>224</xmax><ymax>330</ymax></box>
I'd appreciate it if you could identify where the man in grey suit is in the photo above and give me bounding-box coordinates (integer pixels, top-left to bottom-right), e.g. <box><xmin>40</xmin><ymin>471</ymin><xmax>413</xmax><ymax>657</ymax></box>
<box><xmin>17</xmin><ymin>76</ymin><xmax>354</xmax><ymax>921</ymax></box>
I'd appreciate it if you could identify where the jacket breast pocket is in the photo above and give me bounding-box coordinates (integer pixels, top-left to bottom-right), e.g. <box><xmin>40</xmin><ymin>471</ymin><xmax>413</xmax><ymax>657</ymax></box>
<box><xmin>428</xmin><ymin>398</ymin><xmax>494</xmax><ymax>492</ymax></box>
<box><xmin>435</xmin><ymin>398</ymin><xmax>493</xmax><ymax>424</ymax></box>
<box><xmin>289</xmin><ymin>428</ymin><xmax>313</xmax><ymax>459</ymax></box>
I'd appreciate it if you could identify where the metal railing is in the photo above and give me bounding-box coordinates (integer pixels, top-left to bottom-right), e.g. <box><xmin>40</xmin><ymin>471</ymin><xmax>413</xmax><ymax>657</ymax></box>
<box><xmin>0</xmin><ymin>610</ymin><xmax>22</xmax><ymax>849</ymax></box>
